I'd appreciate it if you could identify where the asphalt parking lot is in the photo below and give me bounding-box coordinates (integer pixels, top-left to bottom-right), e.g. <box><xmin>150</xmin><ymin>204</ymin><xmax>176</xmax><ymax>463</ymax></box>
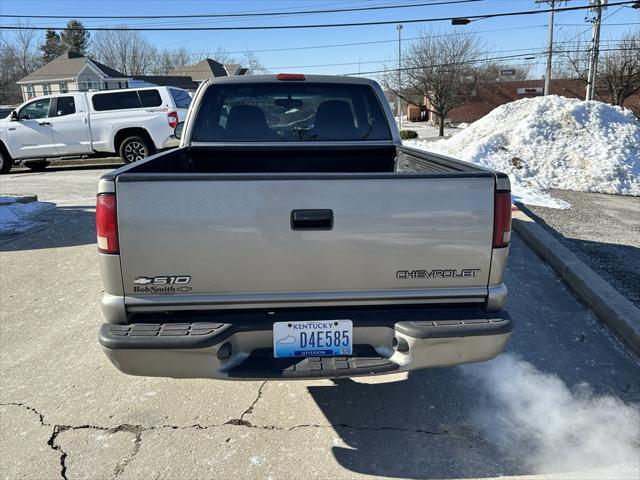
<box><xmin>1</xmin><ymin>166</ymin><xmax>639</xmax><ymax>480</ymax></box>
<box><xmin>524</xmin><ymin>189</ymin><xmax>640</xmax><ymax>309</ymax></box>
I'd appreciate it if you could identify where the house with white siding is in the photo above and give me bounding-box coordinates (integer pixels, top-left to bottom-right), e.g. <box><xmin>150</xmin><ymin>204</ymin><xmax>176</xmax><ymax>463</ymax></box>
<box><xmin>16</xmin><ymin>51</ymin><xmax>130</xmax><ymax>101</ymax></box>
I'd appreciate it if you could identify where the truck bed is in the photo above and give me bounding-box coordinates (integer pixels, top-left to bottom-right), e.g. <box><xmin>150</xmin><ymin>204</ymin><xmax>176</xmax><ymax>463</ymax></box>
<box><xmin>101</xmin><ymin>144</ymin><xmax>487</xmax><ymax>177</ymax></box>
<box><xmin>100</xmin><ymin>144</ymin><xmax>503</xmax><ymax>315</ymax></box>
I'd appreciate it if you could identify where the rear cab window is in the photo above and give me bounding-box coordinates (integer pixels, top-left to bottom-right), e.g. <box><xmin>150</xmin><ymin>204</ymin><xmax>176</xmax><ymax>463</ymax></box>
<box><xmin>191</xmin><ymin>83</ymin><xmax>391</xmax><ymax>142</ymax></box>
<box><xmin>54</xmin><ymin>96</ymin><xmax>76</xmax><ymax>117</ymax></box>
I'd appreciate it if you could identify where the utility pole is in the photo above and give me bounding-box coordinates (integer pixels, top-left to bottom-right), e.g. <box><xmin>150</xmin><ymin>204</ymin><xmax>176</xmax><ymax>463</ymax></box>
<box><xmin>537</xmin><ymin>0</ymin><xmax>559</xmax><ymax>95</ymax></box>
<box><xmin>585</xmin><ymin>0</ymin><xmax>604</xmax><ymax>101</ymax></box>
<box><xmin>544</xmin><ymin>0</ymin><xmax>555</xmax><ymax>95</ymax></box>
<box><xmin>396</xmin><ymin>24</ymin><xmax>403</xmax><ymax>131</ymax></box>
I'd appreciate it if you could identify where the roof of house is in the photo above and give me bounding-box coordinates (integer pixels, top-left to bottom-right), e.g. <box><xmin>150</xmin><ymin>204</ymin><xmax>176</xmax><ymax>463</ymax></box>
<box><xmin>172</xmin><ymin>59</ymin><xmax>228</xmax><ymax>81</ymax></box>
<box><xmin>18</xmin><ymin>51</ymin><xmax>126</xmax><ymax>84</ymax></box>
<box><xmin>131</xmin><ymin>75</ymin><xmax>199</xmax><ymax>90</ymax></box>
<box><xmin>224</xmin><ymin>63</ymin><xmax>248</xmax><ymax>76</ymax></box>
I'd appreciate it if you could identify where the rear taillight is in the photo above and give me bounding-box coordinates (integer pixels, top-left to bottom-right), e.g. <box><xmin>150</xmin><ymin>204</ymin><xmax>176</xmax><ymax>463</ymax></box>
<box><xmin>493</xmin><ymin>191</ymin><xmax>512</xmax><ymax>248</ymax></box>
<box><xmin>276</xmin><ymin>73</ymin><xmax>306</xmax><ymax>81</ymax></box>
<box><xmin>168</xmin><ymin>111</ymin><xmax>179</xmax><ymax>129</ymax></box>
<box><xmin>96</xmin><ymin>194</ymin><xmax>119</xmax><ymax>254</ymax></box>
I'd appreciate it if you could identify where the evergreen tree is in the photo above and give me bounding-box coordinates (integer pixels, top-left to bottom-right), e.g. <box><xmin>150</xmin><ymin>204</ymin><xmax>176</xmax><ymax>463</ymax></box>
<box><xmin>60</xmin><ymin>19</ymin><xmax>90</xmax><ymax>55</ymax></box>
<box><xmin>41</xmin><ymin>29</ymin><xmax>64</xmax><ymax>62</ymax></box>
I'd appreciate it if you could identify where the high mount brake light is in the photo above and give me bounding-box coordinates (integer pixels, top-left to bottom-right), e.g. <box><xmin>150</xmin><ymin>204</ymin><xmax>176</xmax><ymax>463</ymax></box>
<box><xmin>493</xmin><ymin>191</ymin><xmax>512</xmax><ymax>248</ymax></box>
<box><xmin>276</xmin><ymin>73</ymin><xmax>306</xmax><ymax>81</ymax></box>
<box><xmin>96</xmin><ymin>194</ymin><xmax>119</xmax><ymax>254</ymax></box>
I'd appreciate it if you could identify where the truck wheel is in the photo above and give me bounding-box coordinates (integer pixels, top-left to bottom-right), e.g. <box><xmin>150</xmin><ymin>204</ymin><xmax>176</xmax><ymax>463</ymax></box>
<box><xmin>119</xmin><ymin>136</ymin><xmax>153</xmax><ymax>163</ymax></box>
<box><xmin>24</xmin><ymin>160</ymin><xmax>50</xmax><ymax>171</ymax></box>
<box><xmin>0</xmin><ymin>150</ymin><xmax>12</xmax><ymax>174</ymax></box>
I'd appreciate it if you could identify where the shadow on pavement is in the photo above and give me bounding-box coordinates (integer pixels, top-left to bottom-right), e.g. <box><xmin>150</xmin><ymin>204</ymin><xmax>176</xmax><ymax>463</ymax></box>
<box><xmin>0</xmin><ymin>206</ymin><xmax>95</xmax><ymax>251</ymax></box>
<box><xmin>307</xmin><ymin>369</ymin><xmax>523</xmax><ymax>479</ymax></box>
<box><xmin>10</xmin><ymin>162</ymin><xmax>123</xmax><ymax>175</ymax></box>
<box><xmin>518</xmin><ymin>204</ymin><xmax>640</xmax><ymax>308</ymax></box>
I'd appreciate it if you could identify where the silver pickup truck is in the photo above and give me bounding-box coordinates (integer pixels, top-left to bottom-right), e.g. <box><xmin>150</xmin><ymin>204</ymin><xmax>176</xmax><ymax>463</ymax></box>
<box><xmin>97</xmin><ymin>74</ymin><xmax>513</xmax><ymax>380</ymax></box>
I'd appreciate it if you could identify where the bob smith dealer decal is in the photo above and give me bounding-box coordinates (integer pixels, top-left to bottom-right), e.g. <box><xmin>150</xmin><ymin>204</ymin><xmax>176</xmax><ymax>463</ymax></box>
<box><xmin>133</xmin><ymin>275</ymin><xmax>192</xmax><ymax>293</ymax></box>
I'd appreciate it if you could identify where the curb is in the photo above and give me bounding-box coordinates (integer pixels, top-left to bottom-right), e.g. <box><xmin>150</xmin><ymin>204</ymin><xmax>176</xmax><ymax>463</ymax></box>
<box><xmin>512</xmin><ymin>207</ymin><xmax>640</xmax><ymax>357</ymax></box>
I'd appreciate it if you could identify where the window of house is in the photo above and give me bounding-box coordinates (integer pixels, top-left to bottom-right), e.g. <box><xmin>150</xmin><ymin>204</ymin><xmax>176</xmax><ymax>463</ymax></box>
<box><xmin>54</xmin><ymin>96</ymin><xmax>76</xmax><ymax>117</ymax></box>
<box><xmin>18</xmin><ymin>98</ymin><xmax>51</xmax><ymax>120</ymax></box>
<box><xmin>26</xmin><ymin>85</ymin><xmax>35</xmax><ymax>98</ymax></box>
<box><xmin>59</xmin><ymin>82</ymin><xmax>68</xmax><ymax>93</ymax></box>
<box><xmin>42</xmin><ymin>83</ymin><xmax>52</xmax><ymax>95</ymax></box>
<box><xmin>81</xmin><ymin>80</ymin><xmax>100</xmax><ymax>91</ymax></box>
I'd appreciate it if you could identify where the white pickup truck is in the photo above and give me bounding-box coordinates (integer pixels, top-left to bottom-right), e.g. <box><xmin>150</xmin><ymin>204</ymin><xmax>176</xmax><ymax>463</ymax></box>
<box><xmin>0</xmin><ymin>86</ymin><xmax>191</xmax><ymax>173</ymax></box>
<box><xmin>97</xmin><ymin>74</ymin><xmax>513</xmax><ymax>380</ymax></box>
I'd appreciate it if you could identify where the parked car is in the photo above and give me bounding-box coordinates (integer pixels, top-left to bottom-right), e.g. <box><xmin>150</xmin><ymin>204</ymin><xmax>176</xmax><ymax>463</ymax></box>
<box><xmin>0</xmin><ymin>105</ymin><xmax>15</xmax><ymax>119</ymax></box>
<box><xmin>0</xmin><ymin>86</ymin><xmax>192</xmax><ymax>174</ymax></box>
<box><xmin>96</xmin><ymin>74</ymin><xmax>513</xmax><ymax>380</ymax></box>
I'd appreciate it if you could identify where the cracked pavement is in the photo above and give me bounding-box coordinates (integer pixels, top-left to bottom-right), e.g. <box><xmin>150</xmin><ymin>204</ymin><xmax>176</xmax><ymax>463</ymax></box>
<box><xmin>1</xmin><ymin>166</ymin><xmax>639</xmax><ymax>479</ymax></box>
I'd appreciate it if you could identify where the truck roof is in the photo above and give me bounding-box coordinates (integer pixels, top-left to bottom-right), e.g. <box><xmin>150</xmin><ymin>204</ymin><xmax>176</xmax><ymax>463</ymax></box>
<box><xmin>208</xmin><ymin>74</ymin><xmax>377</xmax><ymax>86</ymax></box>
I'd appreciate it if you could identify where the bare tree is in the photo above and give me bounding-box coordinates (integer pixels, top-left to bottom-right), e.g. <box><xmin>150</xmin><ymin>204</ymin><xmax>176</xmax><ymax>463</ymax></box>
<box><xmin>91</xmin><ymin>29</ymin><xmax>157</xmax><ymax>76</ymax></box>
<box><xmin>10</xmin><ymin>26</ymin><xmax>41</xmax><ymax>76</ymax></box>
<box><xmin>209</xmin><ymin>47</ymin><xmax>234</xmax><ymax>65</ymax></box>
<box><xmin>152</xmin><ymin>47</ymin><xmax>192</xmax><ymax>75</ymax></box>
<box><xmin>240</xmin><ymin>51</ymin><xmax>268</xmax><ymax>75</ymax></box>
<box><xmin>398</xmin><ymin>30</ymin><xmax>486</xmax><ymax>136</ymax></box>
<box><xmin>555</xmin><ymin>33</ymin><xmax>591</xmax><ymax>83</ymax></box>
<box><xmin>0</xmin><ymin>25</ymin><xmax>42</xmax><ymax>104</ymax></box>
<box><xmin>598</xmin><ymin>30</ymin><xmax>640</xmax><ymax>107</ymax></box>
<box><xmin>481</xmin><ymin>63</ymin><xmax>531</xmax><ymax>82</ymax></box>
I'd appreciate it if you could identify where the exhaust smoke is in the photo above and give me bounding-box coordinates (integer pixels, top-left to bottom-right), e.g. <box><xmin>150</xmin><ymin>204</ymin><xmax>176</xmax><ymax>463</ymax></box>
<box><xmin>462</xmin><ymin>354</ymin><xmax>640</xmax><ymax>479</ymax></box>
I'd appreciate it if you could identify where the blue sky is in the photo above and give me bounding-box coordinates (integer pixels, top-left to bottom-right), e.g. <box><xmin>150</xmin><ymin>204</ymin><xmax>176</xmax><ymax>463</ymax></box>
<box><xmin>1</xmin><ymin>0</ymin><xmax>638</xmax><ymax>77</ymax></box>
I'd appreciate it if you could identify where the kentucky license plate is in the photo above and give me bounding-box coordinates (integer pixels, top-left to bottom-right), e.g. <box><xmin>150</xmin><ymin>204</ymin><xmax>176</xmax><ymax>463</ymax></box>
<box><xmin>273</xmin><ymin>320</ymin><xmax>353</xmax><ymax>358</ymax></box>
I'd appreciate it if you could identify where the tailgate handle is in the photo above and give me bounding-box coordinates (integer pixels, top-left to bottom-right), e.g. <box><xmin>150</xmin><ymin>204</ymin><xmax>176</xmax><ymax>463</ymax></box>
<box><xmin>291</xmin><ymin>209</ymin><xmax>333</xmax><ymax>230</ymax></box>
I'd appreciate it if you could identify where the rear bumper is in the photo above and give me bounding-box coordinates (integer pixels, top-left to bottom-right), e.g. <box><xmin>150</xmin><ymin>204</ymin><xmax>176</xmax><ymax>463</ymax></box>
<box><xmin>99</xmin><ymin>306</ymin><xmax>513</xmax><ymax>380</ymax></box>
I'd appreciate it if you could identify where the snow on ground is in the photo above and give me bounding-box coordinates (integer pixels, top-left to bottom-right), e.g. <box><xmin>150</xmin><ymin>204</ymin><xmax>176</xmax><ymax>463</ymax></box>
<box><xmin>404</xmin><ymin>96</ymin><xmax>640</xmax><ymax>208</ymax></box>
<box><xmin>0</xmin><ymin>196</ymin><xmax>55</xmax><ymax>235</ymax></box>
<box><xmin>398</xmin><ymin>119</ymin><xmax>460</xmax><ymax>138</ymax></box>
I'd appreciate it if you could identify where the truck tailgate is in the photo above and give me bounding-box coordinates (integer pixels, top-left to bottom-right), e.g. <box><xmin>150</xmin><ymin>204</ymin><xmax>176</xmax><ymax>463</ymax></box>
<box><xmin>115</xmin><ymin>174</ymin><xmax>495</xmax><ymax>309</ymax></box>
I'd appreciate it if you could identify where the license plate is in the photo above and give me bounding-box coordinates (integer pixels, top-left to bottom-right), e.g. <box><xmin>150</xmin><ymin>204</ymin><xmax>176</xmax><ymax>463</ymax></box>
<box><xmin>273</xmin><ymin>320</ymin><xmax>352</xmax><ymax>358</ymax></box>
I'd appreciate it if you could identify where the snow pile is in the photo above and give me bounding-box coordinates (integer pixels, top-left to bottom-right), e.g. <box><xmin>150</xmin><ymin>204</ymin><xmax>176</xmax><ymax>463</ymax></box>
<box><xmin>0</xmin><ymin>196</ymin><xmax>55</xmax><ymax>235</ymax></box>
<box><xmin>404</xmin><ymin>96</ymin><xmax>640</xmax><ymax>208</ymax></box>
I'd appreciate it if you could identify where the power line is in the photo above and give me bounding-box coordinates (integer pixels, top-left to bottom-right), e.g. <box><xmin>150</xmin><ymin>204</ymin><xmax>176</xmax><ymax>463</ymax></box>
<box><xmin>0</xmin><ymin>1</ymin><xmax>636</xmax><ymax>32</ymax></box>
<box><xmin>262</xmin><ymin>42</ymin><xmax>629</xmax><ymax>70</ymax></box>
<box><xmin>14</xmin><ymin>47</ymin><xmax>637</xmax><ymax>79</ymax></box>
<box><xmin>14</xmin><ymin>42</ymin><xmax>633</xmax><ymax>78</ymax></box>
<box><xmin>344</xmin><ymin>46</ymin><xmax>638</xmax><ymax>76</ymax></box>
<box><xmin>0</xmin><ymin>0</ymin><xmax>483</xmax><ymax>20</ymax></box>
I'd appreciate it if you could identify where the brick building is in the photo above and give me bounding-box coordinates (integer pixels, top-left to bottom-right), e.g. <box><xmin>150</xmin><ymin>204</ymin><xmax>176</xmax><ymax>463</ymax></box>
<box><xmin>415</xmin><ymin>79</ymin><xmax>640</xmax><ymax>125</ymax></box>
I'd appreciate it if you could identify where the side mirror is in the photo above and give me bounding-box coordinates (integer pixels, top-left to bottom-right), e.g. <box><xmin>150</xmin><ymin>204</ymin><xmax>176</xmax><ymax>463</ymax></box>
<box><xmin>10</xmin><ymin>110</ymin><xmax>18</xmax><ymax>122</ymax></box>
<box><xmin>174</xmin><ymin>121</ymin><xmax>185</xmax><ymax>140</ymax></box>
